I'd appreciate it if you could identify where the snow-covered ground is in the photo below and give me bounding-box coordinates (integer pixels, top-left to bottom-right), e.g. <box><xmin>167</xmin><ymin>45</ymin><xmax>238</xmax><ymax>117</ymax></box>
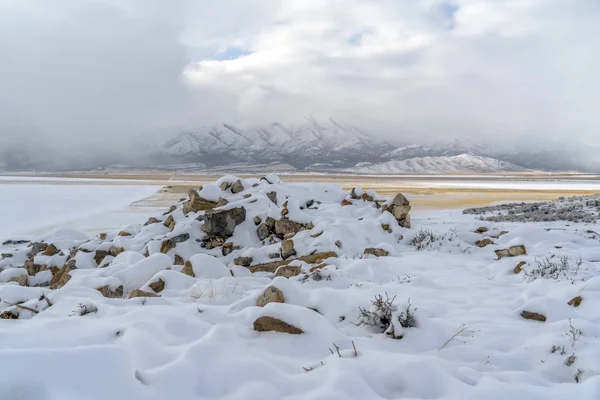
<box><xmin>0</xmin><ymin>183</ymin><xmax>161</xmax><ymax>241</ymax></box>
<box><xmin>0</xmin><ymin>176</ymin><xmax>599</xmax><ymax>399</ymax></box>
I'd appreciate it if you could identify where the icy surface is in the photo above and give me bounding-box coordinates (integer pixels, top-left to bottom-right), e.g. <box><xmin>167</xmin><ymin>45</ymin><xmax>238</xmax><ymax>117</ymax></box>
<box><xmin>0</xmin><ymin>184</ymin><xmax>160</xmax><ymax>241</ymax></box>
<box><xmin>0</xmin><ymin>176</ymin><xmax>599</xmax><ymax>399</ymax></box>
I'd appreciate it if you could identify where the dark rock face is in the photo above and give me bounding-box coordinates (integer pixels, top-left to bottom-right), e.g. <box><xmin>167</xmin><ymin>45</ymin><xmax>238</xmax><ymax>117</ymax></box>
<box><xmin>202</xmin><ymin>207</ymin><xmax>246</xmax><ymax>238</ymax></box>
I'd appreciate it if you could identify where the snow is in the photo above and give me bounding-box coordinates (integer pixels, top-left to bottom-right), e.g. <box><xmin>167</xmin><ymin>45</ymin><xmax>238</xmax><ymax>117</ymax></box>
<box><xmin>0</xmin><ymin>176</ymin><xmax>599</xmax><ymax>399</ymax></box>
<box><xmin>0</xmin><ymin>183</ymin><xmax>161</xmax><ymax>241</ymax></box>
<box><xmin>350</xmin><ymin>154</ymin><xmax>525</xmax><ymax>174</ymax></box>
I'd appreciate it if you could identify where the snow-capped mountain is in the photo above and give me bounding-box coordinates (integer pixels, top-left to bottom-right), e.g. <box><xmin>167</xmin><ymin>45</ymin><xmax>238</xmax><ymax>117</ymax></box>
<box><xmin>0</xmin><ymin>119</ymin><xmax>588</xmax><ymax>173</ymax></box>
<box><xmin>348</xmin><ymin>154</ymin><xmax>525</xmax><ymax>174</ymax></box>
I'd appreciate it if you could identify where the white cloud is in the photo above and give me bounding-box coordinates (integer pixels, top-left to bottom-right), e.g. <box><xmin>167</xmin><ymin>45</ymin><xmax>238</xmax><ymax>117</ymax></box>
<box><xmin>1</xmin><ymin>0</ymin><xmax>599</xmax><ymax>159</ymax></box>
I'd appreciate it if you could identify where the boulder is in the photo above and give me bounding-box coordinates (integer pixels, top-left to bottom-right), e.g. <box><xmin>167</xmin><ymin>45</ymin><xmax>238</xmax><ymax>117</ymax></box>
<box><xmin>220</xmin><ymin>181</ymin><xmax>230</xmax><ymax>191</ymax></box>
<box><xmin>8</xmin><ymin>275</ymin><xmax>28</xmax><ymax>287</ymax></box>
<box><xmin>129</xmin><ymin>289</ymin><xmax>158</xmax><ymax>299</ymax></box>
<box><xmin>256</xmin><ymin>286</ymin><xmax>285</xmax><ymax>307</ymax></box>
<box><xmin>181</xmin><ymin>260</ymin><xmax>195</xmax><ymax>277</ymax></box>
<box><xmin>97</xmin><ymin>285</ymin><xmax>124</xmax><ymax>298</ymax></box>
<box><xmin>1</xmin><ymin>253</ymin><xmax>13</xmax><ymax>259</ymax></box>
<box><xmin>163</xmin><ymin>215</ymin><xmax>175</xmax><ymax>230</ymax></box>
<box><xmin>386</xmin><ymin>193</ymin><xmax>411</xmax><ymax>228</ymax></box>
<box><xmin>149</xmin><ymin>278</ymin><xmax>165</xmax><ymax>293</ymax></box>
<box><xmin>29</xmin><ymin>242</ymin><xmax>47</xmax><ymax>256</ymax></box>
<box><xmin>50</xmin><ymin>262</ymin><xmax>75</xmax><ymax>289</ymax></box>
<box><xmin>231</xmin><ymin>180</ymin><xmax>244</xmax><ymax>194</ymax></box>
<box><xmin>183</xmin><ymin>188</ymin><xmax>218</xmax><ymax>214</ymax></box>
<box><xmin>215</xmin><ymin>198</ymin><xmax>229</xmax><ymax>208</ymax></box>
<box><xmin>118</xmin><ymin>231</ymin><xmax>132</xmax><ymax>237</ymax></box>
<box><xmin>274</xmin><ymin>219</ymin><xmax>304</xmax><ymax>239</ymax></box>
<box><xmin>144</xmin><ymin>217</ymin><xmax>160</xmax><ymax>226</ymax></box>
<box><xmin>281</xmin><ymin>240</ymin><xmax>296</xmax><ymax>260</ymax></box>
<box><xmin>495</xmin><ymin>245</ymin><xmax>527</xmax><ymax>259</ymax></box>
<box><xmin>253</xmin><ymin>316</ymin><xmax>303</xmax><ymax>334</ymax></box>
<box><xmin>174</xmin><ymin>254</ymin><xmax>185</xmax><ymax>265</ymax></box>
<box><xmin>267</xmin><ymin>191</ymin><xmax>278</xmax><ymax>204</ymax></box>
<box><xmin>253</xmin><ymin>216</ymin><xmax>262</xmax><ymax>225</ymax></box>
<box><xmin>475</xmin><ymin>227</ymin><xmax>488</xmax><ymax>234</ymax></box>
<box><xmin>514</xmin><ymin>261</ymin><xmax>527</xmax><ymax>274</ymax></box>
<box><xmin>275</xmin><ymin>265</ymin><xmax>302</xmax><ymax>278</ymax></box>
<box><xmin>568</xmin><ymin>296</ymin><xmax>582</xmax><ymax>307</ymax></box>
<box><xmin>249</xmin><ymin>252</ymin><xmax>337</xmax><ymax>273</ymax></box>
<box><xmin>234</xmin><ymin>257</ymin><xmax>253</xmax><ymax>267</ymax></box>
<box><xmin>521</xmin><ymin>311</ymin><xmax>546</xmax><ymax>322</ymax></box>
<box><xmin>256</xmin><ymin>223</ymin><xmax>271</xmax><ymax>241</ymax></box>
<box><xmin>161</xmin><ymin>233</ymin><xmax>190</xmax><ymax>254</ymax></box>
<box><xmin>364</xmin><ymin>248</ymin><xmax>389</xmax><ymax>257</ymax></box>
<box><xmin>202</xmin><ymin>207</ymin><xmax>246</xmax><ymax>238</ymax></box>
<box><xmin>24</xmin><ymin>259</ymin><xmax>43</xmax><ymax>276</ymax></box>
<box><xmin>94</xmin><ymin>250</ymin><xmax>109</xmax><ymax>265</ymax></box>
<box><xmin>474</xmin><ymin>238</ymin><xmax>494</xmax><ymax>248</ymax></box>
<box><xmin>341</xmin><ymin>199</ymin><xmax>352</xmax><ymax>206</ymax></box>
<box><xmin>42</xmin><ymin>244</ymin><xmax>60</xmax><ymax>257</ymax></box>
<box><xmin>109</xmin><ymin>247</ymin><xmax>125</xmax><ymax>257</ymax></box>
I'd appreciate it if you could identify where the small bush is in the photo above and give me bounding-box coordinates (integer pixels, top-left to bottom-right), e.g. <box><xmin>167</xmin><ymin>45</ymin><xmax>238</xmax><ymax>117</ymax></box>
<box><xmin>300</xmin><ymin>269</ymin><xmax>332</xmax><ymax>283</ymax></box>
<box><xmin>524</xmin><ymin>256</ymin><xmax>584</xmax><ymax>282</ymax></box>
<box><xmin>70</xmin><ymin>302</ymin><xmax>98</xmax><ymax>317</ymax></box>
<box><xmin>411</xmin><ymin>229</ymin><xmax>437</xmax><ymax>251</ymax></box>
<box><xmin>356</xmin><ymin>293</ymin><xmax>396</xmax><ymax>333</ymax></box>
<box><xmin>398</xmin><ymin>301</ymin><xmax>417</xmax><ymax>328</ymax></box>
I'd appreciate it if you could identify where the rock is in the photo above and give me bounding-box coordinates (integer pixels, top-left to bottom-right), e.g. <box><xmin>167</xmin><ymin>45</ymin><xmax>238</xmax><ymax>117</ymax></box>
<box><xmin>253</xmin><ymin>216</ymin><xmax>262</xmax><ymax>225</ymax></box>
<box><xmin>256</xmin><ymin>223</ymin><xmax>271</xmax><ymax>241</ymax></box>
<box><xmin>181</xmin><ymin>260</ymin><xmax>195</xmax><ymax>277</ymax></box>
<box><xmin>163</xmin><ymin>215</ymin><xmax>175</xmax><ymax>230</ymax></box>
<box><xmin>520</xmin><ymin>311</ymin><xmax>546</xmax><ymax>322</ymax></box>
<box><xmin>118</xmin><ymin>231</ymin><xmax>132</xmax><ymax>237</ymax></box>
<box><xmin>361</xmin><ymin>193</ymin><xmax>374</xmax><ymax>202</ymax></box>
<box><xmin>310</xmin><ymin>231</ymin><xmax>323</xmax><ymax>238</ymax></box>
<box><xmin>220</xmin><ymin>181</ymin><xmax>230</xmax><ymax>191</ymax></box>
<box><xmin>381</xmin><ymin>224</ymin><xmax>390</xmax><ymax>231</ymax></box>
<box><xmin>267</xmin><ymin>191</ymin><xmax>278</xmax><ymax>204</ymax></box>
<box><xmin>129</xmin><ymin>289</ymin><xmax>158</xmax><ymax>299</ymax></box>
<box><xmin>234</xmin><ymin>256</ymin><xmax>253</xmax><ymax>267</ymax></box>
<box><xmin>495</xmin><ymin>245</ymin><xmax>527</xmax><ymax>259</ymax></box>
<box><xmin>269</xmin><ymin>252</ymin><xmax>280</xmax><ymax>259</ymax></box>
<box><xmin>109</xmin><ymin>247</ymin><xmax>125</xmax><ymax>257</ymax></box>
<box><xmin>387</xmin><ymin>193</ymin><xmax>411</xmax><ymax>228</ymax></box>
<box><xmin>0</xmin><ymin>311</ymin><xmax>19</xmax><ymax>319</ymax></box>
<box><xmin>149</xmin><ymin>278</ymin><xmax>165</xmax><ymax>293</ymax></box>
<box><xmin>231</xmin><ymin>179</ymin><xmax>244</xmax><ymax>194</ymax></box>
<box><xmin>174</xmin><ymin>254</ymin><xmax>185</xmax><ymax>265</ymax></box>
<box><xmin>24</xmin><ymin>259</ymin><xmax>43</xmax><ymax>276</ymax></box>
<box><xmin>99</xmin><ymin>233</ymin><xmax>107</xmax><ymax>240</ymax></box>
<box><xmin>335</xmin><ymin>240</ymin><xmax>343</xmax><ymax>248</ymax></box>
<box><xmin>256</xmin><ymin>286</ymin><xmax>285</xmax><ymax>307</ymax></box>
<box><xmin>215</xmin><ymin>198</ymin><xmax>229</xmax><ymax>208</ymax></box>
<box><xmin>275</xmin><ymin>265</ymin><xmax>302</xmax><ymax>278</ymax></box>
<box><xmin>8</xmin><ymin>275</ymin><xmax>28</xmax><ymax>286</ymax></box>
<box><xmin>475</xmin><ymin>227</ymin><xmax>489</xmax><ymax>234</ymax></box>
<box><xmin>164</xmin><ymin>205</ymin><xmax>177</xmax><ymax>215</ymax></box>
<box><xmin>249</xmin><ymin>252</ymin><xmax>337</xmax><ymax>273</ymax></box>
<box><xmin>97</xmin><ymin>285</ymin><xmax>124</xmax><ymax>298</ymax></box>
<box><xmin>264</xmin><ymin>217</ymin><xmax>276</xmax><ymax>229</ymax></box>
<box><xmin>281</xmin><ymin>208</ymin><xmax>289</xmax><ymax>216</ymax></box>
<box><xmin>50</xmin><ymin>262</ymin><xmax>75</xmax><ymax>289</ymax></box>
<box><xmin>490</xmin><ymin>231</ymin><xmax>509</xmax><ymax>239</ymax></box>
<box><xmin>202</xmin><ymin>207</ymin><xmax>246</xmax><ymax>238</ymax></box>
<box><xmin>474</xmin><ymin>238</ymin><xmax>494</xmax><ymax>248</ymax></box>
<box><xmin>144</xmin><ymin>217</ymin><xmax>160</xmax><ymax>226</ymax></box>
<box><xmin>29</xmin><ymin>242</ymin><xmax>47</xmax><ymax>256</ymax></box>
<box><xmin>341</xmin><ymin>199</ymin><xmax>352</xmax><ymax>206</ymax></box>
<box><xmin>253</xmin><ymin>316</ymin><xmax>303</xmax><ymax>334</ymax></box>
<box><xmin>183</xmin><ymin>188</ymin><xmax>218</xmax><ymax>214</ymax></box>
<box><xmin>364</xmin><ymin>248</ymin><xmax>389</xmax><ymax>257</ymax></box>
<box><xmin>274</xmin><ymin>219</ymin><xmax>304</xmax><ymax>239</ymax></box>
<box><xmin>1</xmin><ymin>253</ymin><xmax>13</xmax><ymax>259</ymax></box>
<box><xmin>514</xmin><ymin>261</ymin><xmax>526</xmax><ymax>274</ymax></box>
<box><xmin>42</xmin><ymin>244</ymin><xmax>60</xmax><ymax>256</ymax></box>
<box><xmin>281</xmin><ymin>240</ymin><xmax>296</xmax><ymax>260</ymax></box>
<box><xmin>94</xmin><ymin>250</ymin><xmax>109</xmax><ymax>265</ymax></box>
<box><xmin>568</xmin><ymin>296</ymin><xmax>583</xmax><ymax>307</ymax></box>
<box><xmin>309</xmin><ymin>263</ymin><xmax>327</xmax><ymax>272</ymax></box>
<box><xmin>350</xmin><ymin>188</ymin><xmax>361</xmax><ymax>199</ymax></box>
<box><xmin>161</xmin><ymin>233</ymin><xmax>190</xmax><ymax>254</ymax></box>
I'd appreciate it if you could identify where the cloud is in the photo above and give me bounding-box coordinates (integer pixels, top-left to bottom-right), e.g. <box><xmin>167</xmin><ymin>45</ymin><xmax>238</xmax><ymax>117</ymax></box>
<box><xmin>1</xmin><ymin>0</ymin><xmax>599</xmax><ymax>166</ymax></box>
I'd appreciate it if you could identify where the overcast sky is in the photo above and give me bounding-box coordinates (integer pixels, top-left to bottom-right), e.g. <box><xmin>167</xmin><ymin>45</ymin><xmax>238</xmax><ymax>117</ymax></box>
<box><xmin>1</xmin><ymin>0</ymin><xmax>599</xmax><ymax>157</ymax></box>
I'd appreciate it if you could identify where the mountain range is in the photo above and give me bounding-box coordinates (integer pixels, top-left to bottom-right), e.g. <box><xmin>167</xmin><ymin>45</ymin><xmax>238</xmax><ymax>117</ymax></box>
<box><xmin>0</xmin><ymin>119</ymin><xmax>586</xmax><ymax>173</ymax></box>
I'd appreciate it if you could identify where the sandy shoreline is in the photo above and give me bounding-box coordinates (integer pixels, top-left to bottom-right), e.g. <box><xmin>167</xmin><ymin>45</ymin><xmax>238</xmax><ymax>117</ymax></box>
<box><xmin>2</xmin><ymin>172</ymin><xmax>599</xmax><ymax>211</ymax></box>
